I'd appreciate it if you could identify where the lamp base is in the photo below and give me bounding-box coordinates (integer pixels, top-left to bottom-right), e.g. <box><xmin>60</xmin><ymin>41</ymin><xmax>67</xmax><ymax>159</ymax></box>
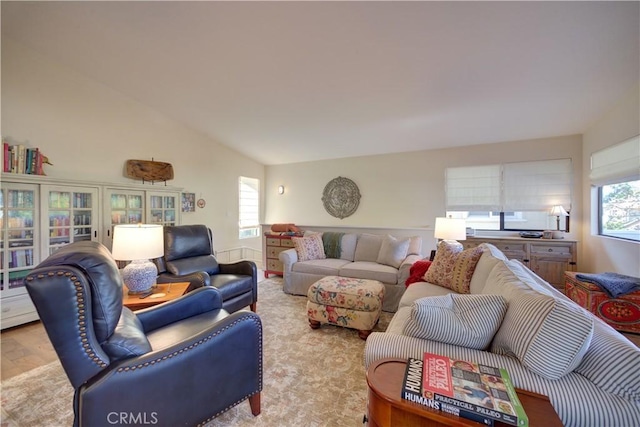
<box><xmin>122</xmin><ymin>259</ymin><xmax>157</xmax><ymax>294</ymax></box>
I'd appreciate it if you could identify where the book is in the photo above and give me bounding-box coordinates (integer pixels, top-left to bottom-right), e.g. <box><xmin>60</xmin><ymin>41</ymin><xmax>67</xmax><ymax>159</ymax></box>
<box><xmin>422</xmin><ymin>352</ymin><xmax>528</xmax><ymax>426</ymax></box>
<box><xmin>402</xmin><ymin>357</ymin><xmax>494</xmax><ymax>426</ymax></box>
<box><xmin>3</xmin><ymin>141</ymin><xmax>9</xmax><ymax>172</ymax></box>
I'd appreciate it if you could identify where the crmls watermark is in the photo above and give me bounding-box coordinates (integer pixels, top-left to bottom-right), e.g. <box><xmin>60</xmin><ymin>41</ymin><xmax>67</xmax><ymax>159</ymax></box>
<box><xmin>107</xmin><ymin>412</ymin><xmax>159</xmax><ymax>425</ymax></box>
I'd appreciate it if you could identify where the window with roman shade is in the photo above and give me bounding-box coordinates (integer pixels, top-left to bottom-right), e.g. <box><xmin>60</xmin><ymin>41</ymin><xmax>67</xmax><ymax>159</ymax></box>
<box><xmin>239</xmin><ymin>176</ymin><xmax>260</xmax><ymax>239</ymax></box>
<box><xmin>446</xmin><ymin>159</ymin><xmax>572</xmax><ymax>231</ymax></box>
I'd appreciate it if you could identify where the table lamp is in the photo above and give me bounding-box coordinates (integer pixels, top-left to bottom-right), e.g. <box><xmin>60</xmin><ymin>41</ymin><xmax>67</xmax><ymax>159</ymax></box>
<box><xmin>431</xmin><ymin>217</ymin><xmax>466</xmax><ymax>260</ymax></box>
<box><xmin>434</xmin><ymin>217</ymin><xmax>467</xmax><ymax>242</ymax></box>
<box><xmin>550</xmin><ymin>205</ymin><xmax>569</xmax><ymax>231</ymax></box>
<box><xmin>111</xmin><ymin>224</ymin><xmax>164</xmax><ymax>294</ymax></box>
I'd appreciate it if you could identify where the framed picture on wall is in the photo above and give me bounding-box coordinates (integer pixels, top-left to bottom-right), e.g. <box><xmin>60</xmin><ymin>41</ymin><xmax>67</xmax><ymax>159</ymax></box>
<box><xmin>181</xmin><ymin>192</ymin><xmax>195</xmax><ymax>212</ymax></box>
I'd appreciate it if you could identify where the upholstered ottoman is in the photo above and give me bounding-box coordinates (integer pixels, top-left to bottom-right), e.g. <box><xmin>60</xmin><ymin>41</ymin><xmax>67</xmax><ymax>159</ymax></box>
<box><xmin>306</xmin><ymin>276</ymin><xmax>384</xmax><ymax>340</ymax></box>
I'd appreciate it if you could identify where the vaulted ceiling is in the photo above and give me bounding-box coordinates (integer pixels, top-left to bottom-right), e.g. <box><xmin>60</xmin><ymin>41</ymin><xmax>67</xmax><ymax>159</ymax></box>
<box><xmin>2</xmin><ymin>1</ymin><xmax>638</xmax><ymax>165</ymax></box>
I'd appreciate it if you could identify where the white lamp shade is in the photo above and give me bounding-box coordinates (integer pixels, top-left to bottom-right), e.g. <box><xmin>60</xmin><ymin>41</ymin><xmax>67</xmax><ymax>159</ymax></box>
<box><xmin>434</xmin><ymin>217</ymin><xmax>467</xmax><ymax>241</ymax></box>
<box><xmin>550</xmin><ymin>205</ymin><xmax>569</xmax><ymax>217</ymax></box>
<box><xmin>111</xmin><ymin>224</ymin><xmax>164</xmax><ymax>261</ymax></box>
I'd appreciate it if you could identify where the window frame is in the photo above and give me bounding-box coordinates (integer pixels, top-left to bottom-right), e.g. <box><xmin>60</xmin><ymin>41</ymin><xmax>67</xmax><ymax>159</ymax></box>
<box><xmin>597</xmin><ymin>180</ymin><xmax>640</xmax><ymax>243</ymax></box>
<box><xmin>238</xmin><ymin>176</ymin><xmax>260</xmax><ymax>240</ymax></box>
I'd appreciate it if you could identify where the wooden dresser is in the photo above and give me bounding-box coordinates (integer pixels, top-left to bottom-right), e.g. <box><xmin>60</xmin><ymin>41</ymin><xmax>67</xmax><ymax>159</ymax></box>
<box><xmin>463</xmin><ymin>236</ymin><xmax>577</xmax><ymax>291</ymax></box>
<box><xmin>264</xmin><ymin>233</ymin><xmax>296</xmax><ymax>278</ymax></box>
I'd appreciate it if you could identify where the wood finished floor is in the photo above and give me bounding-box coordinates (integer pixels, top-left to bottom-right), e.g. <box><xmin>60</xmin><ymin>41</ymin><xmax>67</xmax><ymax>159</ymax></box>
<box><xmin>2</xmin><ymin>318</ymin><xmax>639</xmax><ymax>382</ymax></box>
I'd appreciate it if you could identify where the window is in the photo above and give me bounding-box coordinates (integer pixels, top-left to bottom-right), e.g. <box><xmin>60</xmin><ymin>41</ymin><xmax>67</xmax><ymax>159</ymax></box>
<box><xmin>446</xmin><ymin>159</ymin><xmax>572</xmax><ymax>231</ymax></box>
<box><xmin>239</xmin><ymin>176</ymin><xmax>260</xmax><ymax>239</ymax></box>
<box><xmin>591</xmin><ymin>135</ymin><xmax>640</xmax><ymax>242</ymax></box>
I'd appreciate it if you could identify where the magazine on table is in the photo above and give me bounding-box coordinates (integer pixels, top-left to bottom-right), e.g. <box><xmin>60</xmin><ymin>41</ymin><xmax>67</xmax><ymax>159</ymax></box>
<box><xmin>401</xmin><ymin>357</ymin><xmax>494</xmax><ymax>426</ymax></box>
<box><xmin>421</xmin><ymin>352</ymin><xmax>528</xmax><ymax>427</ymax></box>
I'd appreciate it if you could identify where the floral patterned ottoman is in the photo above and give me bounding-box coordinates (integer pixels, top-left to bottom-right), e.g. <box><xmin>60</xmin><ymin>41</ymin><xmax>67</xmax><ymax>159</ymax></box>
<box><xmin>306</xmin><ymin>276</ymin><xmax>385</xmax><ymax>339</ymax></box>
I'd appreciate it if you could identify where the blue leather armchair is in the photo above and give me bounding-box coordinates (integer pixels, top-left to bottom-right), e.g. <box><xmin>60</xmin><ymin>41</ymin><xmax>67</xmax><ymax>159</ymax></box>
<box><xmin>155</xmin><ymin>225</ymin><xmax>258</xmax><ymax>313</ymax></box>
<box><xmin>25</xmin><ymin>241</ymin><xmax>262</xmax><ymax>427</ymax></box>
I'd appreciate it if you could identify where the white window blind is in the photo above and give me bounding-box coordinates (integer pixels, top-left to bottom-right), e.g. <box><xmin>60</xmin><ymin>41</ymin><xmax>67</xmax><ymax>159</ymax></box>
<box><xmin>239</xmin><ymin>176</ymin><xmax>260</xmax><ymax>239</ymax></box>
<box><xmin>446</xmin><ymin>159</ymin><xmax>572</xmax><ymax>211</ymax></box>
<box><xmin>446</xmin><ymin>165</ymin><xmax>501</xmax><ymax>211</ymax></box>
<box><xmin>503</xmin><ymin>159</ymin><xmax>572</xmax><ymax>211</ymax></box>
<box><xmin>590</xmin><ymin>135</ymin><xmax>640</xmax><ymax>186</ymax></box>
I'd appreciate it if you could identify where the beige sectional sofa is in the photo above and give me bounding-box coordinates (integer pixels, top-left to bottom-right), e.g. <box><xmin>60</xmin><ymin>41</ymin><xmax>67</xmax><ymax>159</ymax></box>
<box><xmin>279</xmin><ymin>232</ymin><xmax>422</xmax><ymax>312</ymax></box>
<box><xmin>364</xmin><ymin>242</ymin><xmax>640</xmax><ymax>427</ymax></box>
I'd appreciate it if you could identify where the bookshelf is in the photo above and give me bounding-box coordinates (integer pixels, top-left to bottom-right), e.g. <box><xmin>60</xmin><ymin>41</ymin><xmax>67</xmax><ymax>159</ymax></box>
<box><xmin>0</xmin><ymin>173</ymin><xmax>182</xmax><ymax>329</ymax></box>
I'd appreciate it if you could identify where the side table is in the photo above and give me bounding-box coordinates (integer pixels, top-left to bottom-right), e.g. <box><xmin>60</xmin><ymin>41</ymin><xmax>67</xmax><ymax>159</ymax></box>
<box><xmin>366</xmin><ymin>358</ymin><xmax>563</xmax><ymax>427</ymax></box>
<box><xmin>122</xmin><ymin>282</ymin><xmax>190</xmax><ymax>310</ymax></box>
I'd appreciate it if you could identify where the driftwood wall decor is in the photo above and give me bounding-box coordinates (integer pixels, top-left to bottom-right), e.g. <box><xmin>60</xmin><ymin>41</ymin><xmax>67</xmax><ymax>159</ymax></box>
<box><xmin>125</xmin><ymin>159</ymin><xmax>174</xmax><ymax>184</ymax></box>
<box><xmin>321</xmin><ymin>176</ymin><xmax>361</xmax><ymax>219</ymax></box>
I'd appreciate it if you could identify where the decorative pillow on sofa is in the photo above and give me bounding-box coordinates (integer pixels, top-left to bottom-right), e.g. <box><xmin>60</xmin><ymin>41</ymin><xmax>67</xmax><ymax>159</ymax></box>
<box><xmin>292</xmin><ymin>234</ymin><xmax>326</xmax><ymax>262</ymax></box>
<box><xmin>403</xmin><ymin>294</ymin><xmax>507</xmax><ymax>350</ymax></box>
<box><xmin>354</xmin><ymin>234</ymin><xmax>383</xmax><ymax>262</ymax></box>
<box><xmin>424</xmin><ymin>241</ymin><xmax>483</xmax><ymax>293</ymax></box>
<box><xmin>377</xmin><ymin>235</ymin><xmax>411</xmax><ymax>268</ymax></box>
<box><xmin>491</xmin><ymin>287</ymin><xmax>595</xmax><ymax>381</ymax></box>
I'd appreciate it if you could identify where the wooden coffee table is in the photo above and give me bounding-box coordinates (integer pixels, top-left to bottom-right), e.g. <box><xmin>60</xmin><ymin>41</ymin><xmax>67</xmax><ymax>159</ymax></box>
<box><xmin>366</xmin><ymin>358</ymin><xmax>563</xmax><ymax>427</ymax></box>
<box><xmin>122</xmin><ymin>282</ymin><xmax>190</xmax><ymax>310</ymax></box>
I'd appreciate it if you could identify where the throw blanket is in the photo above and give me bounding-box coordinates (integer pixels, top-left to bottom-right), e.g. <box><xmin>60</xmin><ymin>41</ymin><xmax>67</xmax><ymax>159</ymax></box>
<box><xmin>576</xmin><ymin>272</ymin><xmax>640</xmax><ymax>298</ymax></box>
<box><xmin>406</xmin><ymin>260</ymin><xmax>432</xmax><ymax>287</ymax></box>
<box><xmin>322</xmin><ymin>232</ymin><xmax>344</xmax><ymax>259</ymax></box>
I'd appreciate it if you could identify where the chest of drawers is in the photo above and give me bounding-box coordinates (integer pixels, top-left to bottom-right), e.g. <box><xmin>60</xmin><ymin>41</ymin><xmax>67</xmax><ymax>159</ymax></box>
<box><xmin>264</xmin><ymin>234</ymin><xmax>296</xmax><ymax>278</ymax></box>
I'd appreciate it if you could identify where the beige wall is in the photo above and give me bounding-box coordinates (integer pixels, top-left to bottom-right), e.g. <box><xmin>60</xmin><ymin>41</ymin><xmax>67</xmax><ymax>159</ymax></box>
<box><xmin>265</xmin><ymin>134</ymin><xmax>583</xmax><ymax>256</ymax></box>
<box><xmin>1</xmin><ymin>39</ymin><xmax>265</xmax><ymax>253</ymax></box>
<box><xmin>582</xmin><ymin>85</ymin><xmax>640</xmax><ymax>276</ymax></box>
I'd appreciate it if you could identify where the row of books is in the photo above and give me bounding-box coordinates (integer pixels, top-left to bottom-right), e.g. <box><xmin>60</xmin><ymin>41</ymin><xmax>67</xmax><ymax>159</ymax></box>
<box><xmin>3</xmin><ymin>142</ymin><xmax>46</xmax><ymax>175</ymax></box>
<box><xmin>402</xmin><ymin>352</ymin><xmax>529</xmax><ymax>426</ymax></box>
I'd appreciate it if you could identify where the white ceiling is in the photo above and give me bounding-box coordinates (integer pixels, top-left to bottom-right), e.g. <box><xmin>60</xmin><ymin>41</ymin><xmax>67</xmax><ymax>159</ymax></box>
<box><xmin>2</xmin><ymin>1</ymin><xmax>638</xmax><ymax>165</ymax></box>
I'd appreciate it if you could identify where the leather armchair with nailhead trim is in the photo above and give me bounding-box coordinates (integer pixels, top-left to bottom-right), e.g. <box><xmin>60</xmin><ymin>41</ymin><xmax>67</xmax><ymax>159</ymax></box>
<box><xmin>25</xmin><ymin>241</ymin><xmax>263</xmax><ymax>427</ymax></box>
<box><xmin>155</xmin><ymin>224</ymin><xmax>258</xmax><ymax>313</ymax></box>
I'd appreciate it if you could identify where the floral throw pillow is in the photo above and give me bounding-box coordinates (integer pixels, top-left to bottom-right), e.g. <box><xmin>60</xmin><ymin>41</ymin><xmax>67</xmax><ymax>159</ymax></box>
<box><xmin>450</xmin><ymin>245</ymin><xmax>484</xmax><ymax>294</ymax></box>
<box><xmin>292</xmin><ymin>234</ymin><xmax>326</xmax><ymax>262</ymax></box>
<box><xmin>424</xmin><ymin>240</ymin><xmax>463</xmax><ymax>288</ymax></box>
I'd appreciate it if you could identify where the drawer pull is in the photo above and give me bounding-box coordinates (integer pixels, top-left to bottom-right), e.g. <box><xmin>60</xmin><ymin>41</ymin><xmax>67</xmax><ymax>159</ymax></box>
<box><xmin>548</xmin><ymin>248</ymin><xmax>553</xmax><ymax>252</ymax></box>
<box><xmin>504</xmin><ymin>246</ymin><xmax>509</xmax><ymax>250</ymax></box>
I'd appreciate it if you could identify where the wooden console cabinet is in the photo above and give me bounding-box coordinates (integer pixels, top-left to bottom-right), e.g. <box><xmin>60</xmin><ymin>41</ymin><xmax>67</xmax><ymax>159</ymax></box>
<box><xmin>264</xmin><ymin>233</ymin><xmax>295</xmax><ymax>278</ymax></box>
<box><xmin>462</xmin><ymin>237</ymin><xmax>577</xmax><ymax>291</ymax></box>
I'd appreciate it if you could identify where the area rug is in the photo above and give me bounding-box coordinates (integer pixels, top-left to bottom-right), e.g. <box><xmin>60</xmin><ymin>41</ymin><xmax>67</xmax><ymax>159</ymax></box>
<box><xmin>0</xmin><ymin>278</ymin><xmax>392</xmax><ymax>426</ymax></box>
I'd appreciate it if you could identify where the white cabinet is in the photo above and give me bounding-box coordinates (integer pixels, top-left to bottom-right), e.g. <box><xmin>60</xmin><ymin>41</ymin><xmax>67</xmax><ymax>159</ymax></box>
<box><xmin>0</xmin><ymin>174</ymin><xmax>182</xmax><ymax>329</ymax></box>
<box><xmin>40</xmin><ymin>184</ymin><xmax>100</xmax><ymax>257</ymax></box>
<box><xmin>0</xmin><ymin>182</ymin><xmax>40</xmax><ymax>328</ymax></box>
<box><xmin>103</xmin><ymin>188</ymin><xmax>179</xmax><ymax>250</ymax></box>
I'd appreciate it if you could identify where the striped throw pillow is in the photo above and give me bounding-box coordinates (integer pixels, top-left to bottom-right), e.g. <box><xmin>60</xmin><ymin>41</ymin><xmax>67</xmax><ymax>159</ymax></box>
<box><xmin>491</xmin><ymin>291</ymin><xmax>594</xmax><ymax>380</ymax></box>
<box><xmin>403</xmin><ymin>294</ymin><xmax>507</xmax><ymax>350</ymax></box>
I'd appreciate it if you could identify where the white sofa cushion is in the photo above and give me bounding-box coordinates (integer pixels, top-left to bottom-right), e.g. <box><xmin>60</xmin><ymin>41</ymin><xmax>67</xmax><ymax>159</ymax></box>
<box><xmin>291</xmin><ymin>258</ymin><xmax>351</xmax><ymax>276</ymax></box>
<box><xmin>403</xmin><ymin>294</ymin><xmax>507</xmax><ymax>350</ymax></box>
<box><xmin>486</xmin><ymin>262</ymin><xmax>594</xmax><ymax>380</ymax></box>
<box><xmin>339</xmin><ymin>233</ymin><xmax>358</xmax><ymax>261</ymax></box>
<box><xmin>354</xmin><ymin>234</ymin><xmax>383</xmax><ymax>262</ymax></box>
<box><xmin>408</xmin><ymin>236</ymin><xmax>422</xmax><ymax>256</ymax></box>
<box><xmin>377</xmin><ymin>235</ymin><xmax>411</xmax><ymax>268</ymax></box>
<box><xmin>469</xmin><ymin>243</ymin><xmax>508</xmax><ymax>294</ymax></box>
<box><xmin>339</xmin><ymin>261</ymin><xmax>398</xmax><ymax>284</ymax></box>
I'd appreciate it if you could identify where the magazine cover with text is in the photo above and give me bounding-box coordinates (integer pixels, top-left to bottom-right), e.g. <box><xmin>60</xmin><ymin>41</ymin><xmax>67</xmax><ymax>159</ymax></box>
<box><xmin>402</xmin><ymin>358</ymin><xmax>493</xmax><ymax>426</ymax></box>
<box><xmin>421</xmin><ymin>352</ymin><xmax>528</xmax><ymax>426</ymax></box>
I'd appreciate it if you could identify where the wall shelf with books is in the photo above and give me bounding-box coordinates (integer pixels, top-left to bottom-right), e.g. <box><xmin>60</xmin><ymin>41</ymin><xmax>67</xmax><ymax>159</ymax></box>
<box><xmin>2</xmin><ymin>141</ymin><xmax>51</xmax><ymax>176</ymax></box>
